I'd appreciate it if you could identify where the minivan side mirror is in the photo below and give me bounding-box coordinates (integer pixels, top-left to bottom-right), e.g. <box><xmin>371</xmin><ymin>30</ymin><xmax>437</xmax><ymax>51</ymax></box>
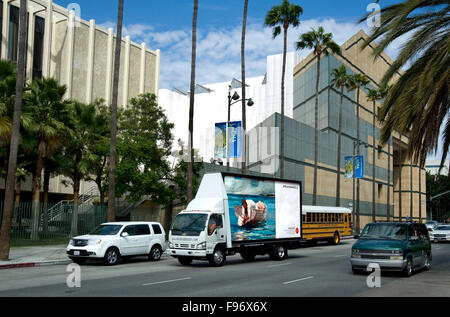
<box><xmin>121</xmin><ymin>232</ymin><xmax>129</xmax><ymax>237</ymax></box>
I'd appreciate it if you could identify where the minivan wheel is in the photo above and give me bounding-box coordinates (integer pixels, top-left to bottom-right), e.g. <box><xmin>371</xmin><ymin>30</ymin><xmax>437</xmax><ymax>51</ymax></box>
<box><xmin>209</xmin><ymin>248</ymin><xmax>226</xmax><ymax>267</ymax></box>
<box><xmin>403</xmin><ymin>258</ymin><xmax>413</xmax><ymax>277</ymax></box>
<box><xmin>149</xmin><ymin>246</ymin><xmax>162</xmax><ymax>261</ymax></box>
<box><xmin>104</xmin><ymin>247</ymin><xmax>119</xmax><ymax>266</ymax></box>
<box><xmin>424</xmin><ymin>255</ymin><xmax>431</xmax><ymax>271</ymax></box>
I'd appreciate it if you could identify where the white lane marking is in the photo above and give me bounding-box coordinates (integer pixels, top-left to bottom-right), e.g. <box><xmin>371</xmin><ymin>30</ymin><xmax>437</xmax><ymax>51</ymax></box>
<box><xmin>283</xmin><ymin>276</ymin><xmax>314</xmax><ymax>285</ymax></box>
<box><xmin>142</xmin><ymin>277</ymin><xmax>191</xmax><ymax>286</ymax></box>
<box><xmin>268</xmin><ymin>262</ymin><xmax>292</xmax><ymax>268</ymax></box>
<box><xmin>334</xmin><ymin>254</ymin><xmax>346</xmax><ymax>258</ymax></box>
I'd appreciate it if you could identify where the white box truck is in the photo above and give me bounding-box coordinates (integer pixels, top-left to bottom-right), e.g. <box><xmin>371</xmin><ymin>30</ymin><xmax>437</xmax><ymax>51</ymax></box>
<box><xmin>168</xmin><ymin>172</ymin><xmax>305</xmax><ymax>266</ymax></box>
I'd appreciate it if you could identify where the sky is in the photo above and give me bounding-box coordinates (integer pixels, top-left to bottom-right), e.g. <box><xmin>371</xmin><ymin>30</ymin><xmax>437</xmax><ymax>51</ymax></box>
<box><xmin>53</xmin><ymin>0</ymin><xmax>445</xmax><ymax>161</ymax></box>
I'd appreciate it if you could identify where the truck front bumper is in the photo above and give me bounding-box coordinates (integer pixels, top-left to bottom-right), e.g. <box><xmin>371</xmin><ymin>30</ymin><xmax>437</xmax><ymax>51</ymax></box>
<box><xmin>168</xmin><ymin>248</ymin><xmax>207</xmax><ymax>258</ymax></box>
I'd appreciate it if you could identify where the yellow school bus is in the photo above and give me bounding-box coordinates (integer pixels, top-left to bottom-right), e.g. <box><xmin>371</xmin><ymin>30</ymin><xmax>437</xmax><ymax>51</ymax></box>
<box><xmin>302</xmin><ymin>206</ymin><xmax>352</xmax><ymax>245</ymax></box>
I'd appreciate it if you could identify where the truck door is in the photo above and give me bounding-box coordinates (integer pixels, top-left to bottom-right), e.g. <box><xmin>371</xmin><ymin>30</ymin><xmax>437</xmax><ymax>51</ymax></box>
<box><xmin>206</xmin><ymin>214</ymin><xmax>225</xmax><ymax>253</ymax></box>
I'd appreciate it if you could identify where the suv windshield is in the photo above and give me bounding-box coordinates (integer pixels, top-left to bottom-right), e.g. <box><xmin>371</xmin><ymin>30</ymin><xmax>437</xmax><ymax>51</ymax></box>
<box><xmin>89</xmin><ymin>224</ymin><xmax>123</xmax><ymax>236</ymax></box>
<box><xmin>435</xmin><ymin>226</ymin><xmax>450</xmax><ymax>231</ymax></box>
<box><xmin>360</xmin><ymin>223</ymin><xmax>407</xmax><ymax>241</ymax></box>
<box><xmin>171</xmin><ymin>213</ymin><xmax>208</xmax><ymax>236</ymax></box>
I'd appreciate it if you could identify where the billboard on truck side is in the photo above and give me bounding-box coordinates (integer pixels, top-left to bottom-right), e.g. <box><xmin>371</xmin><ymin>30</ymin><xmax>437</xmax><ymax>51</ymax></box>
<box><xmin>223</xmin><ymin>175</ymin><xmax>301</xmax><ymax>242</ymax></box>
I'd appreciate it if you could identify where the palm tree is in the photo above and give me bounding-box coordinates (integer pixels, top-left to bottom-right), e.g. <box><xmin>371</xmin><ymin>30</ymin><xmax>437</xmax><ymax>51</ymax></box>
<box><xmin>0</xmin><ymin>61</ymin><xmax>16</xmax><ymax>143</ymax></box>
<box><xmin>25</xmin><ymin>78</ymin><xmax>72</xmax><ymax>240</ymax></box>
<box><xmin>296</xmin><ymin>26</ymin><xmax>341</xmax><ymax>205</ymax></box>
<box><xmin>330</xmin><ymin>65</ymin><xmax>349</xmax><ymax>207</ymax></box>
<box><xmin>0</xmin><ymin>0</ymin><xmax>28</xmax><ymax>260</ymax></box>
<box><xmin>367</xmin><ymin>87</ymin><xmax>383</xmax><ymax>222</ymax></box>
<box><xmin>108</xmin><ymin>0</ymin><xmax>124</xmax><ymax>222</ymax></box>
<box><xmin>360</xmin><ymin>0</ymin><xmax>450</xmax><ymax>172</ymax></box>
<box><xmin>187</xmin><ymin>0</ymin><xmax>198</xmax><ymax>203</ymax></box>
<box><xmin>347</xmin><ymin>73</ymin><xmax>369</xmax><ymax>234</ymax></box>
<box><xmin>264</xmin><ymin>0</ymin><xmax>303</xmax><ymax>179</ymax></box>
<box><xmin>241</xmin><ymin>0</ymin><xmax>249</xmax><ymax>174</ymax></box>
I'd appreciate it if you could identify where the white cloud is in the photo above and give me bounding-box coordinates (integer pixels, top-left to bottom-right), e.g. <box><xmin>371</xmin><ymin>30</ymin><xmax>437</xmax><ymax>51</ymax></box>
<box><xmin>100</xmin><ymin>18</ymin><xmax>406</xmax><ymax>91</ymax></box>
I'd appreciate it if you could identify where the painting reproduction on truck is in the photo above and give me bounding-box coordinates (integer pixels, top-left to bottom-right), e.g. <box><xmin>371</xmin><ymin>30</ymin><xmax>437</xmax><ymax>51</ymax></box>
<box><xmin>224</xmin><ymin>176</ymin><xmax>301</xmax><ymax>242</ymax></box>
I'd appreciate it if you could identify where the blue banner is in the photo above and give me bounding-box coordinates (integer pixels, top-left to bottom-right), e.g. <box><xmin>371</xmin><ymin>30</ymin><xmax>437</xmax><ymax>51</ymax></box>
<box><xmin>344</xmin><ymin>156</ymin><xmax>364</xmax><ymax>179</ymax></box>
<box><xmin>228</xmin><ymin>121</ymin><xmax>242</xmax><ymax>158</ymax></box>
<box><xmin>354</xmin><ymin>155</ymin><xmax>364</xmax><ymax>179</ymax></box>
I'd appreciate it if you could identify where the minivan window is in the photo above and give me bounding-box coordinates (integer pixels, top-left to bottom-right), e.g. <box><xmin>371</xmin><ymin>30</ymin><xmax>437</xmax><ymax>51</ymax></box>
<box><xmin>122</xmin><ymin>225</ymin><xmax>137</xmax><ymax>236</ymax></box>
<box><xmin>152</xmin><ymin>224</ymin><xmax>163</xmax><ymax>235</ymax></box>
<box><xmin>135</xmin><ymin>225</ymin><xmax>150</xmax><ymax>235</ymax></box>
<box><xmin>360</xmin><ymin>223</ymin><xmax>407</xmax><ymax>240</ymax></box>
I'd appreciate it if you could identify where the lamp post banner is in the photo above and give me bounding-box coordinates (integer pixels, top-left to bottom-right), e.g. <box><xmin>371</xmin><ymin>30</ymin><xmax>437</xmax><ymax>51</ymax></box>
<box><xmin>214</xmin><ymin>122</ymin><xmax>227</xmax><ymax>159</ymax></box>
<box><xmin>344</xmin><ymin>156</ymin><xmax>354</xmax><ymax>178</ymax></box>
<box><xmin>228</xmin><ymin>121</ymin><xmax>242</xmax><ymax>158</ymax></box>
<box><xmin>354</xmin><ymin>155</ymin><xmax>364</xmax><ymax>179</ymax></box>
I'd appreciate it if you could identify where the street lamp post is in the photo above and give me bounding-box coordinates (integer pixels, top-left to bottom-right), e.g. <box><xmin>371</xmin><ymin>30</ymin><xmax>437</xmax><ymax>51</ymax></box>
<box><xmin>227</xmin><ymin>85</ymin><xmax>254</xmax><ymax>168</ymax></box>
<box><xmin>352</xmin><ymin>139</ymin><xmax>368</xmax><ymax>235</ymax></box>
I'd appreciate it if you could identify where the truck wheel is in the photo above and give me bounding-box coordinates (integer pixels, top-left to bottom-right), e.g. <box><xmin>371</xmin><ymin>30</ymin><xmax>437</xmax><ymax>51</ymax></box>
<box><xmin>178</xmin><ymin>257</ymin><xmax>193</xmax><ymax>266</ymax></box>
<box><xmin>271</xmin><ymin>245</ymin><xmax>288</xmax><ymax>261</ymax></box>
<box><xmin>240</xmin><ymin>251</ymin><xmax>256</xmax><ymax>262</ymax></box>
<box><xmin>209</xmin><ymin>248</ymin><xmax>226</xmax><ymax>267</ymax></box>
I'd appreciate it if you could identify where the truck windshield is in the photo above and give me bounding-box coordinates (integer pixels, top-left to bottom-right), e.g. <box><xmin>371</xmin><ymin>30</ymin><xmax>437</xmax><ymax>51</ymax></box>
<box><xmin>171</xmin><ymin>214</ymin><xmax>208</xmax><ymax>236</ymax></box>
<box><xmin>360</xmin><ymin>223</ymin><xmax>407</xmax><ymax>241</ymax></box>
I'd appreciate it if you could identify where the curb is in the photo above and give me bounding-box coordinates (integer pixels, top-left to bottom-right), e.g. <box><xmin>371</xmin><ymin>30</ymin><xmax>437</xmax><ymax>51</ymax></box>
<box><xmin>0</xmin><ymin>260</ymin><xmax>72</xmax><ymax>270</ymax></box>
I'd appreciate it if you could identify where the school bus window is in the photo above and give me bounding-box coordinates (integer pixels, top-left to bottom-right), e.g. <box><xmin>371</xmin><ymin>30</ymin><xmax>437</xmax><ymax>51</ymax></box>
<box><xmin>307</xmin><ymin>213</ymin><xmax>311</xmax><ymax>223</ymax></box>
<box><xmin>302</xmin><ymin>215</ymin><xmax>306</xmax><ymax>223</ymax></box>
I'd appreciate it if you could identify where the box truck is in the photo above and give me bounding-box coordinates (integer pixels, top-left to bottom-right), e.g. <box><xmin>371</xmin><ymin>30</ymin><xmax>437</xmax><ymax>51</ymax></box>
<box><xmin>168</xmin><ymin>172</ymin><xmax>305</xmax><ymax>266</ymax></box>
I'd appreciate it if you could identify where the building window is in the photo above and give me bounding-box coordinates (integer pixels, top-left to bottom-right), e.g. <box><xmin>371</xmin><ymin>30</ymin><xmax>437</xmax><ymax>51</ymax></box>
<box><xmin>33</xmin><ymin>16</ymin><xmax>44</xmax><ymax>79</ymax></box>
<box><xmin>8</xmin><ymin>5</ymin><xmax>28</xmax><ymax>64</ymax></box>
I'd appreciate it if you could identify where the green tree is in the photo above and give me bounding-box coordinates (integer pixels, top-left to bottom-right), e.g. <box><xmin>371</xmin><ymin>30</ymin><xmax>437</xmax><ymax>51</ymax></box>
<box><xmin>24</xmin><ymin>78</ymin><xmax>72</xmax><ymax>240</ymax></box>
<box><xmin>264</xmin><ymin>0</ymin><xmax>303</xmax><ymax>179</ymax></box>
<box><xmin>0</xmin><ymin>0</ymin><xmax>28</xmax><ymax>260</ymax></box>
<box><xmin>360</xmin><ymin>0</ymin><xmax>450</xmax><ymax>172</ymax></box>
<box><xmin>108</xmin><ymin>0</ymin><xmax>124</xmax><ymax>222</ymax></box>
<box><xmin>296</xmin><ymin>26</ymin><xmax>341</xmax><ymax>205</ymax></box>
<box><xmin>116</xmin><ymin>94</ymin><xmax>174</xmax><ymax>204</ymax></box>
<box><xmin>347</xmin><ymin>73</ymin><xmax>369</xmax><ymax>234</ymax></box>
<box><xmin>187</xmin><ymin>0</ymin><xmax>198</xmax><ymax>203</ymax></box>
<box><xmin>330</xmin><ymin>65</ymin><xmax>350</xmax><ymax>207</ymax></box>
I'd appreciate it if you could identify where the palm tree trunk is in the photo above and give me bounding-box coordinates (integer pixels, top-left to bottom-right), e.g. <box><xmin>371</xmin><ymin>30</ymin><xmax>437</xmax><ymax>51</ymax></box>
<box><xmin>399</xmin><ymin>146</ymin><xmax>402</xmax><ymax>221</ymax></box>
<box><xmin>0</xmin><ymin>0</ymin><xmax>28</xmax><ymax>260</ymax></box>
<box><xmin>372</xmin><ymin>100</ymin><xmax>376</xmax><ymax>222</ymax></box>
<box><xmin>313</xmin><ymin>54</ymin><xmax>321</xmax><ymax>205</ymax></box>
<box><xmin>70</xmin><ymin>178</ymin><xmax>80</xmax><ymax>237</ymax></box>
<box><xmin>187</xmin><ymin>0</ymin><xmax>198</xmax><ymax>203</ymax></box>
<box><xmin>280</xmin><ymin>23</ymin><xmax>288</xmax><ymax>179</ymax></box>
<box><xmin>43</xmin><ymin>167</ymin><xmax>50</xmax><ymax>233</ymax></box>
<box><xmin>387</xmin><ymin>141</ymin><xmax>391</xmax><ymax>221</ymax></box>
<box><xmin>31</xmin><ymin>148</ymin><xmax>45</xmax><ymax>241</ymax></box>
<box><xmin>241</xmin><ymin>0</ymin><xmax>248</xmax><ymax>175</ymax></box>
<box><xmin>356</xmin><ymin>87</ymin><xmax>361</xmax><ymax>234</ymax></box>
<box><xmin>336</xmin><ymin>85</ymin><xmax>344</xmax><ymax>207</ymax></box>
<box><xmin>107</xmin><ymin>0</ymin><xmax>124</xmax><ymax>222</ymax></box>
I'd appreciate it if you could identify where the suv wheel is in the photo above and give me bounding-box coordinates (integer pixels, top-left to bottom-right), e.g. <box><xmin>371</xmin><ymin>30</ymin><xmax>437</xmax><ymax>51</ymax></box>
<box><xmin>104</xmin><ymin>247</ymin><xmax>120</xmax><ymax>266</ymax></box>
<box><xmin>149</xmin><ymin>246</ymin><xmax>162</xmax><ymax>261</ymax></box>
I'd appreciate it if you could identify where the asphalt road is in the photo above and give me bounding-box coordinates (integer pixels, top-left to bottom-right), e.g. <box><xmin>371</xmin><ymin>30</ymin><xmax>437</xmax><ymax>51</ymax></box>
<box><xmin>0</xmin><ymin>240</ymin><xmax>449</xmax><ymax>297</ymax></box>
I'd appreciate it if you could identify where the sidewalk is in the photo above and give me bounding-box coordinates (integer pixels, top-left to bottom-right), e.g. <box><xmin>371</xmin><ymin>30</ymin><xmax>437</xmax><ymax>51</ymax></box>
<box><xmin>0</xmin><ymin>245</ymin><xmax>71</xmax><ymax>270</ymax></box>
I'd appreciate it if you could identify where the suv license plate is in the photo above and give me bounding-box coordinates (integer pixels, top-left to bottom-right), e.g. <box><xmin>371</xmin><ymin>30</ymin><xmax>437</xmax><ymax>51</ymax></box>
<box><xmin>74</xmin><ymin>251</ymin><xmax>80</xmax><ymax>256</ymax></box>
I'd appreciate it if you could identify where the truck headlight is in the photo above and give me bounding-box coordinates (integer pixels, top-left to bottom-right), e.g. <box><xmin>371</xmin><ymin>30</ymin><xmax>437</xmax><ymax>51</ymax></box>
<box><xmin>197</xmin><ymin>242</ymin><xmax>206</xmax><ymax>250</ymax></box>
<box><xmin>169</xmin><ymin>242</ymin><xmax>174</xmax><ymax>248</ymax></box>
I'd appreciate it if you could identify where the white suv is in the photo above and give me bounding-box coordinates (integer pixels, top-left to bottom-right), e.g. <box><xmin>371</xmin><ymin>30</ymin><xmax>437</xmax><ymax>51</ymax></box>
<box><xmin>67</xmin><ymin>222</ymin><xmax>166</xmax><ymax>265</ymax></box>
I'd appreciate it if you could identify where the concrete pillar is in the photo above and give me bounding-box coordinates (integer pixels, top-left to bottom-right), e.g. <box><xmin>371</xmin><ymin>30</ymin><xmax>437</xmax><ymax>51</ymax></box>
<box><xmin>1</xmin><ymin>0</ymin><xmax>9</xmax><ymax>59</ymax></box>
<box><xmin>26</xmin><ymin>7</ymin><xmax>35</xmax><ymax>81</ymax></box>
<box><xmin>122</xmin><ymin>35</ymin><xmax>130</xmax><ymax>107</ymax></box>
<box><xmin>86</xmin><ymin>19</ymin><xmax>95</xmax><ymax>104</ymax></box>
<box><xmin>105</xmin><ymin>27</ymin><xmax>113</xmax><ymax>104</ymax></box>
<box><xmin>139</xmin><ymin>42</ymin><xmax>146</xmax><ymax>95</ymax></box>
<box><xmin>65</xmin><ymin>10</ymin><xmax>75</xmax><ymax>99</ymax></box>
<box><xmin>42</xmin><ymin>0</ymin><xmax>53</xmax><ymax>78</ymax></box>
